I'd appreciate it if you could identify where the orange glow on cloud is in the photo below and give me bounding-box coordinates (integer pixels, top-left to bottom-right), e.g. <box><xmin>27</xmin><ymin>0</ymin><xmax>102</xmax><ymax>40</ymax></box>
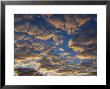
<box><xmin>76</xmin><ymin>54</ymin><xmax>96</xmax><ymax>60</ymax></box>
<box><xmin>48</xmin><ymin>18</ymin><xmax>65</xmax><ymax>29</ymax></box>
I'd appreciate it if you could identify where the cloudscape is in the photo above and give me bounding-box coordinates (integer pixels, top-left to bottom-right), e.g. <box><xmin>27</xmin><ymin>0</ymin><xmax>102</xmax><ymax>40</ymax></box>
<box><xmin>14</xmin><ymin>14</ymin><xmax>97</xmax><ymax>76</ymax></box>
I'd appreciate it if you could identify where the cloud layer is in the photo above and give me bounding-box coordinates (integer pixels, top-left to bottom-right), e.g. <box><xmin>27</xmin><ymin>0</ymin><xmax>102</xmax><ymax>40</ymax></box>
<box><xmin>14</xmin><ymin>14</ymin><xmax>97</xmax><ymax>76</ymax></box>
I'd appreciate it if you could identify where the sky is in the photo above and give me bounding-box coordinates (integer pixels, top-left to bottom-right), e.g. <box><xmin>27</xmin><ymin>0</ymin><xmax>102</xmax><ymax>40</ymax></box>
<box><xmin>14</xmin><ymin>14</ymin><xmax>97</xmax><ymax>76</ymax></box>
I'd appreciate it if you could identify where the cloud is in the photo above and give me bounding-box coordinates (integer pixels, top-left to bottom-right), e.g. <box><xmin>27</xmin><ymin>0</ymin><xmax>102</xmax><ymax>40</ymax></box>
<box><xmin>64</xmin><ymin>15</ymin><xmax>74</xmax><ymax>21</ymax></box>
<box><xmin>14</xmin><ymin>14</ymin><xmax>97</xmax><ymax>76</ymax></box>
<box><xmin>25</xmin><ymin>25</ymin><xmax>54</xmax><ymax>40</ymax></box>
<box><xmin>41</xmin><ymin>14</ymin><xmax>52</xmax><ymax>18</ymax></box>
<box><xmin>68</xmin><ymin>40</ymin><xmax>96</xmax><ymax>60</ymax></box>
<box><xmin>27</xmin><ymin>25</ymin><xmax>42</xmax><ymax>35</ymax></box>
<box><xmin>68</xmin><ymin>27</ymin><xmax>97</xmax><ymax>60</ymax></box>
<box><xmin>68</xmin><ymin>39</ymin><xmax>85</xmax><ymax>52</ymax></box>
<box><xmin>68</xmin><ymin>39</ymin><xmax>76</xmax><ymax>47</ymax></box>
<box><xmin>76</xmin><ymin>53</ymin><xmax>96</xmax><ymax>60</ymax></box>
<box><xmin>48</xmin><ymin>18</ymin><xmax>65</xmax><ymax>29</ymax></box>
<box><xmin>70</xmin><ymin>46</ymin><xmax>85</xmax><ymax>53</ymax></box>
<box><xmin>15</xmin><ymin>40</ymin><xmax>31</xmax><ymax>47</ymax></box>
<box><xmin>14</xmin><ymin>34</ymin><xmax>25</xmax><ymax>41</ymax></box>
<box><xmin>65</xmin><ymin>22</ymin><xmax>77</xmax><ymax>34</ymax></box>
<box><xmin>79</xmin><ymin>39</ymin><xmax>96</xmax><ymax>46</ymax></box>
<box><xmin>42</xmin><ymin>14</ymin><xmax>90</xmax><ymax>34</ymax></box>
<box><xmin>59</xmin><ymin>48</ymin><xmax>64</xmax><ymax>51</ymax></box>
<box><xmin>76</xmin><ymin>16</ymin><xmax>90</xmax><ymax>27</ymax></box>
<box><xmin>15</xmin><ymin>24</ymin><xmax>28</xmax><ymax>33</ymax></box>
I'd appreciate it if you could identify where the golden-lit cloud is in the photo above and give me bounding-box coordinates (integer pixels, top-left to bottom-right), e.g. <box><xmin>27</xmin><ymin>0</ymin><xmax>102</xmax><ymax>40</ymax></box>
<box><xmin>45</xmin><ymin>15</ymin><xmax>90</xmax><ymax>34</ymax></box>
<box><xmin>79</xmin><ymin>39</ymin><xmax>96</xmax><ymax>45</ymax></box>
<box><xmin>47</xmin><ymin>17</ymin><xmax>76</xmax><ymax>34</ymax></box>
<box><xmin>70</xmin><ymin>46</ymin><xmax>85</xmax><ymax>53</ymax></box>
<box><xmin>26</xmin><ymin>25</ymin><xmax>54</xmax><ymax>40</ymax></box>
<box><xmin>15</xmin><ymin>24</ymin><xmax>55</xmax><ymax>41</ymax></box>
<box><xmin>27</xmin><ymin>25</ymin><xmax>42</xmax><ymax>35</ymax></box>
<box><xmin>35</xmin><ymin>34</ymin><xmax>53</xmax><ymax>40</ymax></box>
<box><xmin>59</xmin><ymin>48</ymin><xmax>64</xmax><ymax>51</ymax></box>
<box><xmin>48</xmin><ymin>18</ymin><xmax>65</xmax><ymax>29</ymax></box>
<box><xmin>76</xmin><ymin>53</ymin><xmax>96</xmax><ymax>60</ymax></box>
<box><xmin>15</xmin><ymin>24</ymin><xmax>28</xmax><ymax>33</ymax></box>
<box><xmin>75</xmin><ymin>15</ymin><xmax>90</xmax><ymax>27</ymax></box>
<box><xmin>14</xmin><ymin>15</ymin><xmax>33</xmax><ymax>23</ymax></box>
<box><xmin>68</xmin><ymin>39</ymin><xmax>76</xmax><ymax>47</ymax></box>
<box><xmin>14</xmin><ymin>34</ymin><xmax>25</xmax><ymax>41</ymax></box>
<box><xmin>63</xmin><ymin>51</ymin><xmax>70</xmax><ymax>55</ymax></box>
<box><xmin>65</xmin><ymin>22</ymin><xmax>77</xmax><ymax>34</ymax></box>
<box><xmin>68</xmin><ymin>38</ymin><xmax>96</xmax><ymax>60</ymax></box>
